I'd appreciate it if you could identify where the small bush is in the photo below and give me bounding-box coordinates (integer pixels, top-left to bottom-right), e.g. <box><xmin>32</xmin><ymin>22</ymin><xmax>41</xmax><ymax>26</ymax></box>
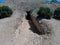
<box><xmin>37</xmin><ymin>7</ymin><xmax>52</xmax><ymax>20</ymax></box>
<box><xmin>53</xmin><ymin>7</ymin><xmax>60</xmax><ymax>20</ymax></box>
<box><xmin>0</xmin><ymin>6</ymin><xmax>13</xmax><ymax>19</ymax></box>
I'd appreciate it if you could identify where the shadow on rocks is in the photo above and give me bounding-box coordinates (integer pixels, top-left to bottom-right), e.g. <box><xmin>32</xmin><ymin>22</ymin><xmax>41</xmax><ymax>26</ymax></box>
<box><xmin>28</xmin><ymin>21</ymin><xmax>42</xmax><ymax>35</ymax></box>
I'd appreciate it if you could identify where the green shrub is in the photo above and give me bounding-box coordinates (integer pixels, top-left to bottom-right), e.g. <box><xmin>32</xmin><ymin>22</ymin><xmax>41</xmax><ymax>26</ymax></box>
<box><xmin>54</xmin><ymin>7</ymin><xmax>60</xmax><ymax>15</ymax></box>
<box><xmin>37</xmin><ymin>7</ymin><xmax>52</xmax><ymax>20</ymax></box>
<box><xmin>53</xmin><ymin>7</ymin><xmax>60</xmax><ymax>20</ymax></box>
<box><xmin>0</xmin><ymin>6</ymin><xmax>13</xmax><ymax>19</ymax></box>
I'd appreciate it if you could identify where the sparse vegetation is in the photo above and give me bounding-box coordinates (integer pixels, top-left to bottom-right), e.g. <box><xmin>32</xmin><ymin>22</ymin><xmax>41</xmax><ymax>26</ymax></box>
<box><xmin>0</xmin><ymin>6</ymin><xmax>13</xmax><ymax>19</ymax></box>
<box><xmin>53</xmin><ymin>7</ymin><xmax>60</xmax><ymax>20</ymax></box>
<box><xmin>37</xmin><ymin>7</ymin><xmax>52</xmax><ymax>20</ymax></box>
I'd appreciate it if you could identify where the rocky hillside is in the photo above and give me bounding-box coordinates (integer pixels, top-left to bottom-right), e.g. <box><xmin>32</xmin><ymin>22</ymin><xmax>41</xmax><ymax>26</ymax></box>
<box><xmin>0</xmin><ymin>0</ymin><xmax>60</xmax><ymax>11</ymax></box>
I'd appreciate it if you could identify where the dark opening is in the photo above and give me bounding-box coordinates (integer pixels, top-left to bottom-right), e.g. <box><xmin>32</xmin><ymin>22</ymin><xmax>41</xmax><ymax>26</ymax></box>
<box><xmin>25</xmin><ymin>11</ymin><xmax>31</xmax><ymax>20</ymax></box>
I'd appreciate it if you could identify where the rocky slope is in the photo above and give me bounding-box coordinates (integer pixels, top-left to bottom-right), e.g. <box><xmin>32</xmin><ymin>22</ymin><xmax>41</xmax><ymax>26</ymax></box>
<box><xmin>0</xmin><ymin>10</ymin><xmax>26</xmax><ymax>45</ymax></box>
<box><xmin>41</xmin><ymin>19</ymin><xmax>60</xmax><ymax>45</ymax></box>
<box><xmin>15</xmin><ymin>16</ymin><xmax>43</xmax><ymax>45</ymax></box>
<box><xmin>1</xmin><ymin>0</ymin><xmax>60</xmax><ymax>11</ymax></box>
<box><xmin>0</xmin><ymin>0</ymin><xmax>60</xmax><ymax>45</ymax></box>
